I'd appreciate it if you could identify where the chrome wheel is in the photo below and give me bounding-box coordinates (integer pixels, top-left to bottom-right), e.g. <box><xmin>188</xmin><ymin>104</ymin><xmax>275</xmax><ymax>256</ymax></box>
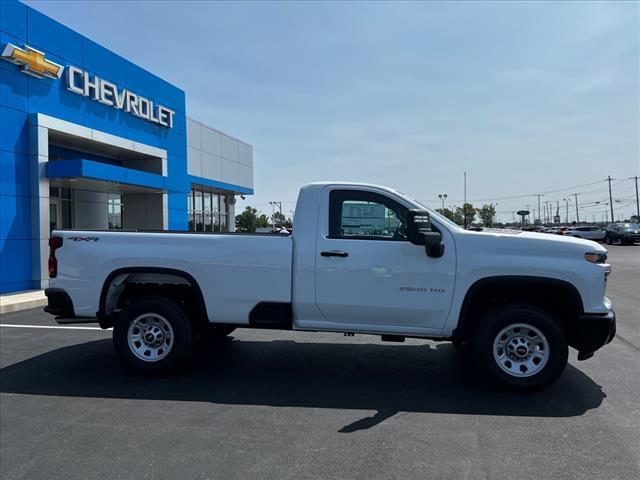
<box><xmin>492</xmin><ymin>323</ymin><xmax>549</xmax><ymax>378</ymax></box>
<box><xmin>127</xmin><ymin>313</ymin><xmax>174</xmax><ymax>362</ymax></box>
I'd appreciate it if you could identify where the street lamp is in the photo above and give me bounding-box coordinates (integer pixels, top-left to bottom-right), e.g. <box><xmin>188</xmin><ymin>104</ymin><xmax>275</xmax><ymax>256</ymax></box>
<box><xmin>438</xmin><ymin>193</ymin><xmax>448</xmax><ymax>210</ymax></box>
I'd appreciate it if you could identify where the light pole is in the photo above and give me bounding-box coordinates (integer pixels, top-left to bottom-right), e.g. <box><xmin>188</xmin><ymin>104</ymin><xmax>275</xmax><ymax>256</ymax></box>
<box><xmin>438</xmin><ymin>193</ymin><xmax>448</xmax><ymax>211</ymax></box>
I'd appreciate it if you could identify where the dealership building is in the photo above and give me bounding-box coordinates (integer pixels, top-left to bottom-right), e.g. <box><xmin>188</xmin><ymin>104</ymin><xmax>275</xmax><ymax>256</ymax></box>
<box><xmin>0</xmin><ymin>0</ymin><xmax>254</xmax><ymax>293</ymax></box>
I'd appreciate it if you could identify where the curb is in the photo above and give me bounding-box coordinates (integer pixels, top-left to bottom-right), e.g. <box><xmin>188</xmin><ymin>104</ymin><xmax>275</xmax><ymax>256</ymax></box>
<box><xmin>0</xmin><ymin>291</ymin><xmax>47</xmax><ymax>315</ymax></box>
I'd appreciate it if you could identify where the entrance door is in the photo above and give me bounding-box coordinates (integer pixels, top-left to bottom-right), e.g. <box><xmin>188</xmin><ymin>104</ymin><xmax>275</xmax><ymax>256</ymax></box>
<box><xmin>315</xmin><ymin>188</ymin><xmax>456</xmax><ymax>332</ymax></box>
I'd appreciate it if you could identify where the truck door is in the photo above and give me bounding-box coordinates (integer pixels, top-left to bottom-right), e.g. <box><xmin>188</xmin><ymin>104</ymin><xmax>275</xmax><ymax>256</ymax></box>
<box><xmin>315</xmin><ymin>188</ymin><xmax>456</xmax><ymax>332</ymax></box>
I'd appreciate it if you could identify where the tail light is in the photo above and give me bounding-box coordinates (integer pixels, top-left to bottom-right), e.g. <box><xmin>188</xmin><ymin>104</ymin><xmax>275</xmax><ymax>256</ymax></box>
<box><xmin>48</xmin><ymin>236</ymin><xmax>63</xmax><ymax>278</ymax></box>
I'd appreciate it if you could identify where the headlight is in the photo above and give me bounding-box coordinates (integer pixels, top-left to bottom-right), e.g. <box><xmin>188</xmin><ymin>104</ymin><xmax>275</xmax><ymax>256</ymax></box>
<box><xmin>585</xmin><ymin>252</ymin><xmax>607</xmax><ymax>264</ymax></box>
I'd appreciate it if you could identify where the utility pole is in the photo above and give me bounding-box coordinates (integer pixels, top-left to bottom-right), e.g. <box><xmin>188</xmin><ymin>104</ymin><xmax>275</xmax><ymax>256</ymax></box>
<box><xmin>630</xmin><ymin>176</ymin><xmax>639</xmax><ymax>219</ymax></box>
<box><xmin>463</xmin><ymin>171</ymin><xmax>468</xmax><ymax>229</ymax></box>
<box><xmin>535</xmin><ymin>194</ymin><xmax>543</xmax><ymax>225</ymax></box>
<box><xmin>556</xmin><ymin>200</ymin><xmax>560</xmax><ymax>224</ymax></box>
<box><xmin>563</xmin><ymin>198</ymin><xmax>569</xmax><ymax>224</ymax></box>
<box><xmin>573</xmin><ymin>193</ymin><xmax>579</xmax><ymax>224</ymax></box>
<box><xmin>608</xmin><ymin>176</ymin><xmax>614</xmax><ymax>223</ymax></box>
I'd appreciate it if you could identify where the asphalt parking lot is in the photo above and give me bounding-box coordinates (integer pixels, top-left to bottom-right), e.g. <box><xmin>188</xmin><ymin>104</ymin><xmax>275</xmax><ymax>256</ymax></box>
<box><xmin>1</xmin><ymin>245</ymin><xmax>639</xmax><ymax>480</ymax></box>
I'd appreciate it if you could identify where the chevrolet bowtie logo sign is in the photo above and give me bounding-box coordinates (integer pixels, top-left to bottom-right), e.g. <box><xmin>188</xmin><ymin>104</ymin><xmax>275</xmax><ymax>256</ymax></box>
<box><xmin>1</xmin><ymin>43</ymin><xmax>64</xmax><ymax>79</ymax></box>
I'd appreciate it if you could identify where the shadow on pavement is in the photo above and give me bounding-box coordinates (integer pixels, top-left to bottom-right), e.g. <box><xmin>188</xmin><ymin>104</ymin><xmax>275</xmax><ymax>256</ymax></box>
<box><xmin>0</xmin><ymin>336</ymin><xmax>606</xmax><ymax>431</ymax></box>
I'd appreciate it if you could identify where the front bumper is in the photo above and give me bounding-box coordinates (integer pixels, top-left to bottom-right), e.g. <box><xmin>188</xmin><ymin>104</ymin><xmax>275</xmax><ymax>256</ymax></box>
<box><xmin>568</xmin><ymin>308</ymin><xmax>616</xmax><ymax>360</ymax></box>
<box><xmin>621</xmin><ymin>233</ymin><xmax>640</xmax><ymax>243</ymax></box>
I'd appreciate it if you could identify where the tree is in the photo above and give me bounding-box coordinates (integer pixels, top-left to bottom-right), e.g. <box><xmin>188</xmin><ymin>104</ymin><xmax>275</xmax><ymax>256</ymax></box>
<box><xmin>435</xmin><ymin>208</ymin><xmax>455</xmax><ymax>222</ymax></box>
<box><xmin>477</xmin><ymin>204</ymin><xmax>496</xmax><ymax>227</ymax></box>
<box><xmin>257</xmin><ymin>214</ymin><xmax>270</xmax><ymax>229</ymax></box>
<box><xmin>456</xmin><ymin>203</ymin><xmax>476</xmax><ymax>227</ymax></box>
<box><xmin>272</xmin><ymin>211</ymin><xmax>286</xmax><ymax>228</ymax></box>
<box><xmin>235</xmin><ymin>206</ymin><xmax>259</xmax><ymax>232</ymax></box>
<box><xmin>437</xmin><ymin>207</ymin><xmax>464</xmax><ymax>225</ymax></box>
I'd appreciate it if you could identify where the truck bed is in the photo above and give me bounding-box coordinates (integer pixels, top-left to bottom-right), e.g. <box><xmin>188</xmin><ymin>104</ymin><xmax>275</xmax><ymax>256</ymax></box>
<box><xmin>51</xmin><ymin>230</ymin><xmax>293</xmax><ymax>323</ymax></box>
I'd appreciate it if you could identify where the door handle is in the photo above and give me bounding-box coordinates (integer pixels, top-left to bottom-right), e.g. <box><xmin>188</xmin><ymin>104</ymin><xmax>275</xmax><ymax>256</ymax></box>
<box><xmin>321</xmin><ymin>250</ymin><xmax>349</xmax><ymax>257</ymax></box>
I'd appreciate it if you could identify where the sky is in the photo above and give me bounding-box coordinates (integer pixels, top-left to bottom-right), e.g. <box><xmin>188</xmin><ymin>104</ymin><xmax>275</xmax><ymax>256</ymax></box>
<box><xmin>28</xmin><ymin>0</ymin><xmax>640</xmax><ymax>223</ymax></box>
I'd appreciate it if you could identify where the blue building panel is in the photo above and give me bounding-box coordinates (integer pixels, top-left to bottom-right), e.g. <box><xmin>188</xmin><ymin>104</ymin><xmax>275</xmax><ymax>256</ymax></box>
<box><xmin>82</xmin><ymin>38</ymin><xmax>127</xmax><ymax>86</ymax></box>
<box><xmin>0</xmin><ymin>106</ymin><xmax>29</xmax><ymax>154</ymax></box>
<box><xmin>0</xmin><ymin>150</ymin><xmax>30</xmax><ymax>198</ymax></box>
<box><xmin>0</xmin><ymin>193</ymin><xmax>31</xmax><ymax>241</ymax></box>
<box><xmin>188</xmin><ymin>175</ymin><xmax>254</xmax><ymax>196</ymax></box>
<box><xmin>0</xmin><ymin>238</ymin><xmax>32</xmax><ymax>286</ymax></box>
<box><xmin>46</xmin><ymin>159</ymin><xmax>168</xmax><ymax>190</ymax></box>
<box><xmin>26</xmin><ymin>7</ymin><xmax>84</xmax><ymax>66</ymax></box>
<box><xmin>0</xmin><ymin>66</ymin><xmax>29</xmax><ymax>112</ymax></box>
<box><xmin>0</xmin><ymin>0</ymin><xmax>27</xmax><ymax>41</ymax></box>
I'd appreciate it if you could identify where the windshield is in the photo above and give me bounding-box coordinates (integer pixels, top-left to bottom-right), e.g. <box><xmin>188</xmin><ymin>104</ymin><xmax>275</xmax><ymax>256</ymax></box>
<box><xmin>621</xmin><ymin>223</ymin><xmax>640</xmax><ymax>229</ymax></box>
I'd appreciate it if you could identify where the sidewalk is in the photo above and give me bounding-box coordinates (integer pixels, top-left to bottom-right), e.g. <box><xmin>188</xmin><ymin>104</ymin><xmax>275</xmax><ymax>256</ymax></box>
<box><xmin>0</xmin><ymin>290</ymin><xmax>47</xmax><ymax>315</ymax></box>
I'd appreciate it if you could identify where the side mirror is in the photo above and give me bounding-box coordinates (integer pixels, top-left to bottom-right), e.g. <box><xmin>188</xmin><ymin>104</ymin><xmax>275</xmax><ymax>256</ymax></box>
<box><xmin>407</xmin><ymin>209</ymin><xmax>431</xmax><ymax>245</ymax></box>
<box><xmin>407</xmin><ymin>209</ymin><xmax>444</xmax><ymax>258</ymax></box>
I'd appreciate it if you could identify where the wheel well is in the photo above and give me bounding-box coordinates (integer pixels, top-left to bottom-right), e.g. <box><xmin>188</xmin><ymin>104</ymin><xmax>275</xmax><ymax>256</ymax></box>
<box><xmin>98</xmin><ymin>268</ymin><xmax>208</xmax><ymax>328</ymax></box>
<box><xmin>454</xmin><ymin>277</ymin><xmax>584</xmax><ymax>342</ymax></box>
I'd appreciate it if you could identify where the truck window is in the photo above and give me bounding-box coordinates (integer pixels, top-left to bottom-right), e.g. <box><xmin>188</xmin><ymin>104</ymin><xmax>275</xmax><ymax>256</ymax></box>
<box><xmin>328</xmin><ymin>190</ymin><xmax>408</xmax><ymax>240</ymax></box>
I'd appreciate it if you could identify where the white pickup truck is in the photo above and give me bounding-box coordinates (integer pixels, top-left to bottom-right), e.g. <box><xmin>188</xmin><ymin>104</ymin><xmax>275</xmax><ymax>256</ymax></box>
<box><xmin>45</xmin><ymin>182</ymin><xmax>616</xmax><ymax>390</ymax></box>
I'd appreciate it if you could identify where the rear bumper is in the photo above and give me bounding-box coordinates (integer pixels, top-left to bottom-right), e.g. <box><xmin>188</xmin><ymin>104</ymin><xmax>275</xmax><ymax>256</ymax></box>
<box><xmin>568</xmin><ymin>309</ymin><xmax>616</xmax><ymax>360</ymax></box>
<box><xmin>44</xmin><ymin>288</ymin><xmax>75</xmax><ymax>317</ymax></box>
<box><xmin>44</xmin><ymin>288</ymin><xmax>97</xmax><ymax>324</ymax></box>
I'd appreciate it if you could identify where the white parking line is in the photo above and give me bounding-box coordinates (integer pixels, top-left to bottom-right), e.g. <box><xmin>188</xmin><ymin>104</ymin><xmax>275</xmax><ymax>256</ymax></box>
<box><xmin>0</xmin><ymin>324</ymin><xmax>111</xmax><ymax>331</ymax></box>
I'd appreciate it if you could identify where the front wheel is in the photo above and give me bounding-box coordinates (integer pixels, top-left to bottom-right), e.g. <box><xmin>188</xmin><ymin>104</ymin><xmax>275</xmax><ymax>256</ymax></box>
<box><xmin>471</xmin><ymin>304</ymin><xmax>568</xmax><ymax>391</ymax></box>
<box><xmin>113</xmin><ymin>296</ymin><xmax>195</xmax><ymax>374</ymax></box>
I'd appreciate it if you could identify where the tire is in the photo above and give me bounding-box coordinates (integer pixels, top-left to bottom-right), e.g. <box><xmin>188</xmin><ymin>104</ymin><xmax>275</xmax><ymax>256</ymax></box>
<box><xmin>113</xmin><ymin>296</ymin><xmax>195</xmax><ymax>374</ymax></box>
<box><xmin>471</xmin><ymin>304</ymin><xmax>568</xmax><ymax>391</ymax></box>
<box><xmin>606</xmin><ymin>235</ymin><xmax>612</xmax><ymax>245</ymax></box>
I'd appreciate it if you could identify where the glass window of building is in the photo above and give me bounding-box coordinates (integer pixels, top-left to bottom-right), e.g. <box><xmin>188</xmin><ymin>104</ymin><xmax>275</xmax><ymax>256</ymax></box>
<box><xmin>188</xmin><ymin>186</ymin><xmax>231</xmax><ymax>232</ymax></box>
<box><xmin>107</xmin><ymin>194</ymin><xmax>123</xmax><ymax>230</ymax></box>
<box><xmin>49</xmin><ymin>185</ymin><xmax>73</xmax><ymax>231</ymax></box>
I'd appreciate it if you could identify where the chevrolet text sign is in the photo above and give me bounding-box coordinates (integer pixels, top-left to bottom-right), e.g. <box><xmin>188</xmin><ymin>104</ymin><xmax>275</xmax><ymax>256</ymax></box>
<box><xmin>67</xmin><ymin>66</ymin><xmax>175</xmax><ymax>128</ymax></box>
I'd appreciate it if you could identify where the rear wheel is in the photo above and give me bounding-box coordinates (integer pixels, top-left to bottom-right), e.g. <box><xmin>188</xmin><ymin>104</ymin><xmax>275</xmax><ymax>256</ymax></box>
<box><xmin>471</xmin><ymin>304</ymin><xmax>568</xmax><ymax>391</ymax></box>
<box><xmin>113</xmin><ymin>296</ymin><xmax>195</xmax><ymax>374</ymax></box>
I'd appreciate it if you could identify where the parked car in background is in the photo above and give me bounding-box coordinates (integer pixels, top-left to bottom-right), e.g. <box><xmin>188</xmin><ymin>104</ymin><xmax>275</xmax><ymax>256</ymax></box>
<box><xmin>563</xmin><ymin>226</ymin><xmax>606</xmax><ymax>242</ymax></box>
<box><xmin>605</xmin><ymin>223</ymin><xmax>640</xmax><ymax>245</ymax></box>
